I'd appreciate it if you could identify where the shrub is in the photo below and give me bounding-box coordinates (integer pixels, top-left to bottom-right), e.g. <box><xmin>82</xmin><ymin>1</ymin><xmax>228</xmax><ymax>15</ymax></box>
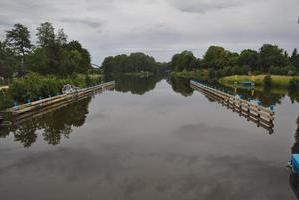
<box><xmin>0</xmin><ymin>92</ymin><xmax>13</xmax><ymax>110</ymax></box>
<box><xmin>264</xmin><ymin>75</ymin><xmax>272</xmax><ymax>87</ymax></box>
<box><xmin>9</xmin><ymin>73</ymin><xmax>102</xmax><ymax>102</ymax></box>
<box><xmin>289</xmin><ymin>78</ymin><xmax>299</xmax><ymax>90</ymax></box>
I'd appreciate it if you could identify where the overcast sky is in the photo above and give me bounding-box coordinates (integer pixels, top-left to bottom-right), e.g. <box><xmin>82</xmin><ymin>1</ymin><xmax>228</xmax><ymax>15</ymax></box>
<box><xmin>0</xmin><ymin>0</ymin><xmax>298</xmax><ymax>64</ymax></box>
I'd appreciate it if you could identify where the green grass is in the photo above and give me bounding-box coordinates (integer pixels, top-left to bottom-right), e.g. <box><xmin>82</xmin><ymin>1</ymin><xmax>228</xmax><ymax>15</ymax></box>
<box><xmin>77</xmin><ymin>73</ymin><xmax>102</xmax><ymax>79</ymax></box>
<box><xmin>170</xmin><ymin>70</ymin><xmax>209</xmax><ymax>80</ymax></box>
<box><xmin>219</xmin><ymin>75</ymin><xmax>299</xmax><ymax>87</ymax></box>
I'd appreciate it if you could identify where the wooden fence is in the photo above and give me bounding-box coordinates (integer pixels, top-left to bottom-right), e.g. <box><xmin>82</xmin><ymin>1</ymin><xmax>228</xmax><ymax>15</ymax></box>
<box><xmin>190</xmin><ymin>80</ymin><xmax>275</xmax><ymax>134</ymax></box>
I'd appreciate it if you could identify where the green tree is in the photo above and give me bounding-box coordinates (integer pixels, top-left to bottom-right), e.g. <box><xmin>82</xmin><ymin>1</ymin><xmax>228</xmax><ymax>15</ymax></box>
<box><xmin>291</xmin><ymin>48</ymin><xmax>297</xmax><ymax>62</ymax></box>
<box><xmin>5</xmin><ymin>23</ymin><xmax>32</xmax><ymax>68</ymax></box>
<box><xmin>102</xmin><ymin>56</ymin><xmax>115</xmax><ymax>74</ymax></box>
<box><xmin>102</xmin><ymin>52</ymin><xmax>158</xmax><ymax>74</ymax></box>
<box><xmin>291</xmin><ymin>48</ymin><xmax>299</xmax><ymax>69</ymax></box>
<box><xmin>238</xmin><ymin>49</ymin><xmax>258</xmax><ymax>70</ymax></box>
<box><xmin>56</xmin><ymin>28</ymin><xmax>68</xmax><ymax>45</ymax></box>
<box><xmin>170</xmin><ymin>51</ymin><xmax>198</xmax><ymax>71</ymax></box>
<box><xmin>202</xmin><ymin>46</ymin><xmax>234</xmax><ymax>69</ymax></box>
<box><xmin>259</xmin><ymin>44</ymin><xmax>289</xmax><ymax>71</ymax></box>
<box><xmin>36</xmin><ymin>22</ymin><xmax>55</xmax><ymax>47</ymax></box>
<box><xmin>0</xmin><ymin>40</ymin><xmax>17</xmax><ymax>78</ymax></box>
<box><xmin>65</xmin><ymin>40</ymin><xmax>91</xmax><ymax>73</ymax></box>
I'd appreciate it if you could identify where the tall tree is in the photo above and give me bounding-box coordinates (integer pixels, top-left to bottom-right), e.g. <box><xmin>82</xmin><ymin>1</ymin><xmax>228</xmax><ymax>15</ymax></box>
<box><xmin>36</xmin><ymin>22</ymin><xmax>55</xmax><ymax>47</ymax></box>
<box><xmin>202</xmin><ymin>46</ymin><xmax>237</xmax><ymax>69</ymax></box>
<box><xmin>238</xmin><ymin>49</ymin><xmax>259</xmax><ymax>70</ymax></box>
<box><xmin>65</xmin><ymin>40</ymin><xmax>91</xmax><ymax>73</ymax></box>
<box><xmin>291</xmin><ymin>48</ymin><xmax>298</xmax><ymax>61</ymax></box>
<box><xmin>170</xmin><ymin>51</ymin><xmax>198</xmax><ymax>71</ymax></box>
<box><xmin>259</xmin><ymin>44</ymin><xmax>289</xmax><ymax>71</ymax></box>
<box><xmin>0</xmin><ymin>40</ymin><xmax>17</xmax><ymax>78</ymax></box>
<box><xmin>56</xmin><ymin>28</ymin><xmax>68</xmax><ymax>45</ymax></box>
<box><xmin>5</xmin><ymin>23</ymin><xmax>32</xmax><ymax>67</ymax></box>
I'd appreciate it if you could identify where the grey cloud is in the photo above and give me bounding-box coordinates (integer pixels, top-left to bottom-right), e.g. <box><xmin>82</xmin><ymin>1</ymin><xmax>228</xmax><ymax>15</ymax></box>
<box><xmin>0</xmin><ymin>0</ymin><xmax>298</xmax><ymax>64</ymax></box>
<box><xmin>169</xmin><ymin>0</ymin><xmax>246</xmax><ymax>13</ymax></box>
<box><xmin>60</xmin><ymin>17</ymin><xmax>105</xmax><ymax>28</ymax></box>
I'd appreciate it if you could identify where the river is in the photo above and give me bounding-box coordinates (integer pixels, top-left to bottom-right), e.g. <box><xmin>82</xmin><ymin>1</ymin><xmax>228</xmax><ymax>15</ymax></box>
<box><xmin>0</xmin><ymin>75</ymin><xmax>298</xmax><ymax>200</ymax></box>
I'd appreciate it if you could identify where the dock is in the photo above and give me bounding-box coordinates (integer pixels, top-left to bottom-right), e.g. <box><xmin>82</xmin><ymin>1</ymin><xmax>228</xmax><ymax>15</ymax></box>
<box><xmin>5</xmin><ymin>81</ymin><xmax>115</xmax><ymax>117</ymax></box>
<box><xmin>190</xmin><ymin>80</ymin><xmax>275</xmax><ymax>134</ymax></box>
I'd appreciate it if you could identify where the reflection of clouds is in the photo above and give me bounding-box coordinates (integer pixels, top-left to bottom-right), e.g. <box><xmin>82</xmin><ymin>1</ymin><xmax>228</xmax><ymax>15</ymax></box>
<box><xmin>172</xmin><ymin>122</ymin><xmax>244</xmax><ymax>142</ymax></box>
<box><xmin>0</xmin><ymin>146</ymin><xmax>293</xmax><ymax>199</ymax></box>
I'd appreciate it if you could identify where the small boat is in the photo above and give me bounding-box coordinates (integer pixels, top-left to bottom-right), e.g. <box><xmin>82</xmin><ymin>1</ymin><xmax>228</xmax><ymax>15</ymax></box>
<box><xmin>241</xmin><ymin>81</ymin><xmax>255</xmax><ymax>87</ymax></box>
<box><xmin>291</xmin><ymin>154</ymin><xmax>299</xmax><ymax>173</ymax></box>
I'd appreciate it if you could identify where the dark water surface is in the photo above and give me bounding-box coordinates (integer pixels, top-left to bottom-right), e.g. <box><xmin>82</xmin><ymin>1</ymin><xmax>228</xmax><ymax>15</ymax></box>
<box><xmin>0</xmin><ymin>76</ymin><xmax>299</xmax><ymax>200</ymax></box>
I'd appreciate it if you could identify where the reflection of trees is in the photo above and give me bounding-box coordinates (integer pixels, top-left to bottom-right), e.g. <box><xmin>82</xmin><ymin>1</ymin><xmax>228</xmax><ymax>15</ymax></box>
<box><xmin>219</xmin><ymin>86</ymin><xmax>286</xmax><ymax>107</ymax></box>
<box><xmin>290</xmin><ymin>116</ymin><xmax>299</xmax><ymax>200</ymax></box>
<box><xmin>14</xmin><ymin>122</ymin><xmax>38</xmax><ymax>147</ymax></box>
<box><xmin>289</xmin><ymin>89</ymin><xmax>299</xmax><ymax>104</ymax></box>
<box><xmin>168</xmin><ymin>77</ymin><xmax>193</xmax><ymax>97</ymax></box>
<box><xmin>0</xmin><ymin>127</ymin><xmax>10</xmax><ymax>138</ymax></box>
<box><xmin>9</xmin><ymin>97</ymin><xmax>91</xmax><ymax>147</ymax></box>
<box><xmin>114</xmin><ymin>75</ymin><xmax>162</xmax><ymax>95</ymax></box>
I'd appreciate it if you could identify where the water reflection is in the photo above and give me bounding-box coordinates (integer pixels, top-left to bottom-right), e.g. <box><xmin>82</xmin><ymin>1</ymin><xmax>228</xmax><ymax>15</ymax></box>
<box><xmin>0</xmin><ymin>76</ymin><xmax>298</xmax><ymax>199</ymax></box>
<box><xmin>167</xmin><ymin>77</ymin><xmax>194</xmax><ymax>97</ymax></box>
<box><xmin>228</xmin><ymin>86</ymin><xmax>286</xmax><ymax>107</ymax></box>
<box><xmin>290</xmin><ymin>116</ymin><xmax>299</xmax><ymax>199</ymax></box>
<box><xmin>0</xmin><ymin>97</ymin><xmax>91</xmax><ymax>147</ymax></box>
<box><xmin>191</xmin><ymin>83</ymin><xmax>274</xmax><ymax>134</ymax></box>
<box><xmin>0</xmin><ymin>75</ymin><xmax>298</xmax><ymax>148</ymax></box>
<box><xmin>105</xmin><ymin>74</ymin><xmax>163</xmax><ymax>95</ymax></box>
<box><xmin>219</xmin><ymin>84</ymin><xmax>299</xmax><ymax>107</ymax></box>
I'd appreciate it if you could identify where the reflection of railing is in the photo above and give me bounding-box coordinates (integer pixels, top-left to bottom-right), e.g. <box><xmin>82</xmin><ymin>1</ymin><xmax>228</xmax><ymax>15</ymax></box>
<box><xmin>191</xmin><ymin>80</ymin><xmax>275</xmax><ymax>134</ymax></box>
<box><xmin>6</xmin><ymin>81</ymin><xmax>115</xmax><ymax>117</ymax></box>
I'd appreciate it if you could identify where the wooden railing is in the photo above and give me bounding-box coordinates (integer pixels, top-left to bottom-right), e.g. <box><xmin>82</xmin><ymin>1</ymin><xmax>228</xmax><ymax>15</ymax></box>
<box><xmin>190</xmin><ymin>80</ymin><xmax>275</xmax><ymax>134</ymax></box>
<box><xmin>6</xmin><ymin>81</ymin><xmax>115</xmax><ymax>116</ymax></box>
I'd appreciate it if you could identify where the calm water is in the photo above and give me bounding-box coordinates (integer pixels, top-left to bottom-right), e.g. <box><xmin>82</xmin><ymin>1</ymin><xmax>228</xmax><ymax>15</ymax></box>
<box><xmin>0</xmin><ymin>76</ymin><xmax>299</xmax><ymax>200</ymax></box>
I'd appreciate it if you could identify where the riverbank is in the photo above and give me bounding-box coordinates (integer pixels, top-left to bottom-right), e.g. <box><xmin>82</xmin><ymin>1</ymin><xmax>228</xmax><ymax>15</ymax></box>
<box><xmin>123</xmin><ymin>71</ymin><xmax>154</xmax><ymax>77</ymax></box>
<box><xmin>170</xmin><ymin>70</ymin><xmax>209</xmax><ymax>80</ymax></box>
<box><xmin>0</xmin><ymin>73</ymin><xmax>102</xmax><ymax>110</ymax></box>
<box><xmin>219</xmin><ymin>75</ymin><xmax>299</xmax><ymax>87</ymax></box>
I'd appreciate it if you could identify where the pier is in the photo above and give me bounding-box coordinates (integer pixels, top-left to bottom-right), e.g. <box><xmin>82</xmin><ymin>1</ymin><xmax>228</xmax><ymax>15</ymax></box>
<box><xmin>190</xmin><ymin>80</ymin><xmax>275</xmax><ymax>133</ymax></box>
<box><xmin>5</xmin><ymin>81</ymin><xmax>115</xmax><ymax>118</ymax></box>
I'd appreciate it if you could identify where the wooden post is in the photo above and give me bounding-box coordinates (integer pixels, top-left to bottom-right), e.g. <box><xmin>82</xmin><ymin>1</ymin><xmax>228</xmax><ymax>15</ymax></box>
<box><xmin>239</xmin><ymin>101</ymin><xmax>242</xmax><ymax>116</ymax></box>
<box><xmin>247</xmin><ymin>103</ymin><xmax>250</xmax><ymax>121</ymax></box>
<box><xmin>257</xmin><ymin>107</ymin><xmax>261</xmax><ymax>127</ymax></box>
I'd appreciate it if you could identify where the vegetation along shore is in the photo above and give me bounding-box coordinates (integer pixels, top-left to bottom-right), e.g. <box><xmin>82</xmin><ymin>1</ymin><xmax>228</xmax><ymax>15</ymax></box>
<box><xmin>1</xmin><ymin>22</ymin><xmax>299</xmax><ymax>110</ymax></box>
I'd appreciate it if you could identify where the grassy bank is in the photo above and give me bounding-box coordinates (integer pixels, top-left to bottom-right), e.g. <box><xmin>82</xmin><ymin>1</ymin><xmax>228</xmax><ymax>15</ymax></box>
<box><xmin>170</xmin><ymin>70</ymin><xmax>210</xmax><ymax>80</ymax></box>
<box><xmin>219</xmin><ymin>75</ymin><xmax>299</xmax><ymax>87</ymax></box>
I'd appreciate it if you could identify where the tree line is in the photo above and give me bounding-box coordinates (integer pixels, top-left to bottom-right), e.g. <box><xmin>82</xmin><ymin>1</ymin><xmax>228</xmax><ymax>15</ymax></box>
<box><xmin>0</xmin><ymin>23</ymin><xmax>92</xmax><ymax>79</ymax></box>
<box><xmin>101</xmin><ymin>44</ymin><xmax>299</xmax><ymax>77</ymax></box>
<box><xmin>170</xmin><ymin>44</ymin><xmax>299</xmax><ymax>77</ymax></box>
<box><xmin>102</xmin><ymin>53</ymin><xmax>168</xmax><ymax>74</ymax></box>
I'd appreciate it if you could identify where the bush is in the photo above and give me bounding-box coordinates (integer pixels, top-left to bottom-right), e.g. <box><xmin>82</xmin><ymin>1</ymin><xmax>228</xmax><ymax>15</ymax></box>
<box><xmin>264</xmin><ymin>75</ymin><xmax>272</xmax><ymax>87</ymax></box>
<box><xmin>289</xmin><ymin>78</ymin><xmax>299</xmax><ymax>90</ymax></box>
<box><xmin>0</xmin><ymin>92</ymin><xmax>13</xmax><ymax>110</ymax></box>
<box><xmin>9</xmin><ymin>73</ymin><xmax>101</xmax><ymax>102</ymax></box>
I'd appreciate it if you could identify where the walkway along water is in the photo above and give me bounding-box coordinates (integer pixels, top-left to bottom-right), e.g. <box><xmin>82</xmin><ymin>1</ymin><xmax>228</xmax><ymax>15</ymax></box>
<box><xmin>1</xmin><ymin>81</ymin><xmax>115</xmax><ymax>125</ymax></box>
<box><xmin>190</xmin><ymin>80</ymin><xmax>275</xmax><ymax>134</ymax></box>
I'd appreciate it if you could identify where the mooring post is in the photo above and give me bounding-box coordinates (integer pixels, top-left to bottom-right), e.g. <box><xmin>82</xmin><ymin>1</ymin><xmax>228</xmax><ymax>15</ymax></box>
<box><xmin>239</xmin><ymin>101</ymin><xmax>242</xmax><ymax>116</ymax></box>
<box><xmin>247</xmin><ymin>103</ymin><xmax>250</xmax><ymax>121</ymax></box>
<box><xmin>257</xmin><ymin>106</ymin><xmax>261</xmax><ymax>127</ymax></box>
<box><xmin>13</xmin><ymin>101</ymin><xmax>19</xmax><ymax>110</ymax></box>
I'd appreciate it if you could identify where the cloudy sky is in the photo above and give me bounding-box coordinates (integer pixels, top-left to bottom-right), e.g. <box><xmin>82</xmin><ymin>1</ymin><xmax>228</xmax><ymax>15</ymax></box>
<box><xmin>0</xmin><ymin>0</ymin><xmax>298</xmax><ymax>64</ymax></box>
